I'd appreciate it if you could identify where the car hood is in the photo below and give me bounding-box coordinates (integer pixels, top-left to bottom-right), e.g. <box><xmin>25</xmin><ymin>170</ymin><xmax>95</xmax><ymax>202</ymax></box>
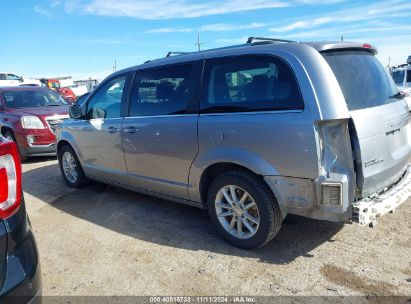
<box><xmin>7</xmin><ymin>106</ymin><xmax>69</xmax><ymax>118</ymax></box>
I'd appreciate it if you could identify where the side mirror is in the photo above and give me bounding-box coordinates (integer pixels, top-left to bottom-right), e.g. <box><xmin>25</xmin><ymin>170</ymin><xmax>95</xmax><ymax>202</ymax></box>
<box><xmin>69</xmin><ymin>104</ymin><xmax>82</xmax><ymax>119</ymax></box>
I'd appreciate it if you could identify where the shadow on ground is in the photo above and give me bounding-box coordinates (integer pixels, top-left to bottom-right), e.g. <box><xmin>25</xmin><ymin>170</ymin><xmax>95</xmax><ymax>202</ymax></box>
<box><xmin>23</xmin><ymin>162</ymin><xmax>343</xmax><ymax>264</ymax></box>
<box><xmin>23</xmin><ymin>156</ymin><xmax>57</xmax><ymax>164</ymax></box>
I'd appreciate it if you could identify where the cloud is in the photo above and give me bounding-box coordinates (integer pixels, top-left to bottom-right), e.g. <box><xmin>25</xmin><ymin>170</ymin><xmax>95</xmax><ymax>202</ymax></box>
<box><xmin>199</xmin><ymin>22</ymin><xmax>270</xmax><ymax>32</ymax></box>
<box><xmin>34</xmin><ymin>5</ymin><xmax>53</xmax><ymax>18</ymax></box>
<box><xmin>82</xmin><ymin>38</ymin><xmax>126</xmax><ymax>44</ymax></box>
<box><xmin>283</xmin><ymin>24</ymin><xmax>411</xmax><ymax>39</ymax></box>
<box><xmin>148</xmin><ymin>22</ymin><xmax>270</xmax><ymax>33</ymax></box>
<box><xmin>147</xmin><ymin>27</ymin><xmax>194</xmax><ymax>33</ymax></box>
<box><xmin>63</xmin><ymin>0</ymin><xmax>290</xmax><ymax>19</ymax></box>
<box><xmin>269</xmin><ymin>0</ymin><xmax>411</xmax><ymax>33</ymax></box>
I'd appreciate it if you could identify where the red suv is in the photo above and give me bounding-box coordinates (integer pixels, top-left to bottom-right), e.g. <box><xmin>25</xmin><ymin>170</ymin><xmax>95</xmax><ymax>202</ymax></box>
<box><xmin>0</xmin><ymin>86</ymin><xmax>69</xmax><ymax>161</ymax></box>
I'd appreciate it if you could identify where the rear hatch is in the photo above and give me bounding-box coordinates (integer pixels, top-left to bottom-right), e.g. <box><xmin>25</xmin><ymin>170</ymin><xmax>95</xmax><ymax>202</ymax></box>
<box><xmin>322</xmin><ymin>49</ymin><xmax>411</xmax><ymax>198</ymax></box>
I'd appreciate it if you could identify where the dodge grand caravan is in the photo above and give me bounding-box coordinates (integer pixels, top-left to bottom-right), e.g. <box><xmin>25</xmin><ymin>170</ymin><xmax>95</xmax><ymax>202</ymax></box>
<box><xmin>56</xmin><ymin>38</ymin><xmax>411</xmax><ymax>249</ymax></box>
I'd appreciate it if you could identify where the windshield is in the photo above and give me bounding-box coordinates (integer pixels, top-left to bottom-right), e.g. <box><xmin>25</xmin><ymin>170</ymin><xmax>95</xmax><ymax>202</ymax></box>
<box><xmin>323</xmin><ymin>51</ymin><xmax>398</xmax><ymax>111</ymax></box>
<box><xmin>49</xmin><ymin>81</ymin><xmax>60</xmax><ymax>89</ymax></box>
<box><xmin>2</xmin><ymin>89</ymin><xmax>68</xmax><ymax>108</ymax></box>
<box><xmin>75</xmin><ymin>93</ymin><xmax>90</xmax><ymax>106</ymax></box>
<box><xmin>392</xmin><ymin>70</ymin><xmax>405</xmax><ymax>85</ymax></box>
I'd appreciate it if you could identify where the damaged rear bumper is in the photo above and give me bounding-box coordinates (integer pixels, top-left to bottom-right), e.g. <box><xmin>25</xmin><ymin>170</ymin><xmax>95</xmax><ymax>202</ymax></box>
<box><xmin>353</xmin><ymin>165</ymin><xmax>411</xmax><ymax>226</ymax></box>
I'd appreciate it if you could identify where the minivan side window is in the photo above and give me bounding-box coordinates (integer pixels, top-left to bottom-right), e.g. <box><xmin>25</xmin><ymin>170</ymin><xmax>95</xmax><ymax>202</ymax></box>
<box><xmin>200</xmin><ymin>55</ymin><xmax>303</xmax><ymax>113</ymax></box>
<box><xmin>87</xmin><ymin>75</ymin><xmax>127</xmax><ymax>119</ymax></box>
<box><xmin>129</xmin><ymin>64</ymin><xmax>192</xmax><ymax>117</ymax></box>
<box><xmin>0</xmin><ymin>74</ymin><xmax>6</xmax><ymax>80</ymax></box>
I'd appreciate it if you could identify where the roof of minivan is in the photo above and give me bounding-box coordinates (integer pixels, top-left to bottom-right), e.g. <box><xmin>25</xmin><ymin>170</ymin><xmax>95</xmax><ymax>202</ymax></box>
<box><xmin>112</xmin><ymin>40</ymin><xmax>377</xmax><ymax>77</ymax></box>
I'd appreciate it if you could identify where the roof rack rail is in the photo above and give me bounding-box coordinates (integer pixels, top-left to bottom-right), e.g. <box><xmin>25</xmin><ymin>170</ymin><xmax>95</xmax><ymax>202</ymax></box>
<box><xmin>166</xmin><ymin>51</ymin><xmax>192</xmax><ymax>57</ymax></box>
<box><xmin>246</xmin><ymin>37</ymin><xmax>296</xmax><ymax>45</ymax></box>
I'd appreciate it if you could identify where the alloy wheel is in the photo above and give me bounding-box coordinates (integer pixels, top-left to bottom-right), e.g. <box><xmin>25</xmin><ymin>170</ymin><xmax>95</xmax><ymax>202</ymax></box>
<box><xmin>62</xmin><ymin>151</ymin><xmax>78</xmax><ymax>183</ymax></box>
<box><xmin>214</xmin><ymin>185</ymin><xmax>260</xmax><ymax>239</ymax></box>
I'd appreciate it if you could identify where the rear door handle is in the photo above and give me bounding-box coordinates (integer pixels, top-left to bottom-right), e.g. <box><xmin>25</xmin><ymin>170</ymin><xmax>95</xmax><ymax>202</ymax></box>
<box><xmin>123</xmin><ymin>126</ymin><xmax>138</xmax><ymax>134</ymax></box>
<box><xmin>107</xmin><ymin>126</ymin><xmax>119</xmax><ymax>134</ymax></box>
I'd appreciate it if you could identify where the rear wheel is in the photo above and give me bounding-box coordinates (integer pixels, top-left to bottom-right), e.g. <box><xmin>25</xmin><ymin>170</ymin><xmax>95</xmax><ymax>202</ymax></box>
<box><xmin>207</xmin><ymin>170</ymin><xmax>282</xmax><ymax>249</ymax></box>
<box><xmin>3</xmin><ymin>130</ymin><xmax>28</xmax><ymax>162</ymax></box>
<box><xmin>58</xmin><ymin>145</ymin><xmax>88</xmax><ymax>187</ymax></box>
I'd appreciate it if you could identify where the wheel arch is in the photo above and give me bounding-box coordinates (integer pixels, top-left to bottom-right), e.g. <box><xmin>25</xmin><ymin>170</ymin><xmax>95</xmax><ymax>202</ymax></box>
<box><xmin>189</xmin><ymin>147</ymin><xmax>281</xmax><ymax>204</ymax></box>
<box><xmin>0</xmin><ymin>126</ymin><xmax>14</xmax><ymax>137</ymax></box>
<box><xmin>57</xmin><ymin>131</ymin><xmax>84</xmax><ymax>165</ymax></box>
<box><xmin>198</xmin><ymin>163</ymin><xmax>257</xmax><ymax>204</ymax></box>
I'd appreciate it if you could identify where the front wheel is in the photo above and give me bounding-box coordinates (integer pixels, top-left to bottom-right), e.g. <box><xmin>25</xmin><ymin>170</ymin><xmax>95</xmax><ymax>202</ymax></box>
<box><xmin>207</xmin><ymin>171</ymin><xmax>282</xmax><ymax>249</ymax></box>
<box><xmin>58</xmin><ymin>145</ymin><xmax>88</xmax><ymax>187</ymax></box>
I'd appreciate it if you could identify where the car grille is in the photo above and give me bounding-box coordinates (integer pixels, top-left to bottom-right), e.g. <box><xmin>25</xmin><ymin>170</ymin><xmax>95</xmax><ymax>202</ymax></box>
<box><xmin>46</xmin><ymin>118</ymin><xmax>67</xmax><ymax>133</ymax></box>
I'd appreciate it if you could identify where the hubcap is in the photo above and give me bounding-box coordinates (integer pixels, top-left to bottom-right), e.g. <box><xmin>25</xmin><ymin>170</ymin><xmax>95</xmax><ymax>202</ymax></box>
<box><xmin>62</xmin><ymin>151</ymin><xmax>78</xmax><ymax>183</ymax></box>
<box><xmin>215</xmin><ymin>185</ymin><xmax>260</xmax><ymax>239</ymax></box>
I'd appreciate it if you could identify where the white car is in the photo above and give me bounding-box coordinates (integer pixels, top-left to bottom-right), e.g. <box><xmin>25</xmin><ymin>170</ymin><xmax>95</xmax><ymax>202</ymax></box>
<box><xmin>0</xmin><ymin>73</ymin><xmax>41</xmax><ymax>87</ymax></box>
<box><xmin>0</xmin><ymin>73</ymin><xmax>23</xmax><ymax>86</ymax></box>
<box><xmin>66</xmin><ymin>84</ymin><xmax>88</xmax><ymax>96</ymax></box>
<box><xmin>392</xmin><ymin>64</ymin><xmax>411</xmax><ymax>97</ymax></box>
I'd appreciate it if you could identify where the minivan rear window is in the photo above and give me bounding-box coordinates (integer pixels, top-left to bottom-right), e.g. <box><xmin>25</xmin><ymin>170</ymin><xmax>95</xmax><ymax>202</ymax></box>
<box><xmin>323</xmin><ymin>51</ymin><xmax>398</xmax><ymax>111</ymax></box>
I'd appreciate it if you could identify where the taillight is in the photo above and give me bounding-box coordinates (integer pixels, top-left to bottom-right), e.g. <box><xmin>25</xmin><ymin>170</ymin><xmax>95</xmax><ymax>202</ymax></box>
<box><xmin>0</xmin><ymin>139</ymin><xmax>22</xmax><ymax>219</ymax></box>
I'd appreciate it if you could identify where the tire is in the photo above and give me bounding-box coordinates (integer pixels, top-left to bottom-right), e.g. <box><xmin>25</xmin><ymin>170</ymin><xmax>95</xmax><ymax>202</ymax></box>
<box><xmin>207</xmin><ymin>170</ymin><xmax>282</xmax><ymax>249</ymax></box>
<box><xmin>58</xmin><ymin>144</ymin><xmax>88</xmax><ymax>187</ymax></box>
<box><xmin>3</xmin><ymin>130</ymin><xmax>28</xmax><ymax>162</ymax></box>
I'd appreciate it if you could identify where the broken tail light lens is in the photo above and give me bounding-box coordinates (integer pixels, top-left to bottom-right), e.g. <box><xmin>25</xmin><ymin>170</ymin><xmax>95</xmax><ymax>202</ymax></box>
<box><xmin>0</xmin><ymin>139</ymin><xmax>22</xmax><ymax>219</ymax></box>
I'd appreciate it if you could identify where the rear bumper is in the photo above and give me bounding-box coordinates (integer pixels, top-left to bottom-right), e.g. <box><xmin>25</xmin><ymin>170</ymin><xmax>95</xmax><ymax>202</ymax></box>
<box><xmin>353</xmin><ymin>165</ymin><xmax>411</xmax><ymax>226</ymax></box>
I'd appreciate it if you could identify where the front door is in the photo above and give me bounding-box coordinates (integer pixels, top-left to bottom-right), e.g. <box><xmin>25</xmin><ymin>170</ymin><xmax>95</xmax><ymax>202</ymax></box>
<box><xmin>78</xmin><ymin>74</ymin><xmax>129</xmax><ymax>184</ymax></box>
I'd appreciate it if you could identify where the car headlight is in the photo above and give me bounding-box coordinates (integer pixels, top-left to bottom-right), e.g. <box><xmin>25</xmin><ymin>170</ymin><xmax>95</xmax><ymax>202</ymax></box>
<box><xmin>21</xmin><ymin>116</ymin><xmax>45</xmax><ymax>129</ymax></box>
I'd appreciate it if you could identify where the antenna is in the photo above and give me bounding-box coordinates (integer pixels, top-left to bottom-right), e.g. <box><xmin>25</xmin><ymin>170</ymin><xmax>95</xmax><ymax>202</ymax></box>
<box><xmin>113</xmin><ymin>59</ymin><xmax>117</xmax><ymax>72</ymax></box>
<box><xmin>340</xmin><ymin>35</ymin><xmax>344</xmax><ymax>42</ymax></box>
<box><xmin>195</xmin><ymin>33</ymin><xmax>205</xmax><ymax>52</ymax></box>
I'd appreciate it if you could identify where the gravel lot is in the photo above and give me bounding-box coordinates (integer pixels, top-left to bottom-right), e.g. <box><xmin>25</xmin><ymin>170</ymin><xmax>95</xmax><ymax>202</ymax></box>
<box><xmin>22</xmin><ymin>157</ymin><xmax>411</xmax><ymax>297</ymax></box>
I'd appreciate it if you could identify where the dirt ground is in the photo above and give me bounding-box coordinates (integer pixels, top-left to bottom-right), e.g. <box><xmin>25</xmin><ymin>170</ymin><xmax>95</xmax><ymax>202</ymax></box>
<box><xmin>22</xmin><ymin>157</ymin><xmax>411</xmax><ymax>297</ymax></box>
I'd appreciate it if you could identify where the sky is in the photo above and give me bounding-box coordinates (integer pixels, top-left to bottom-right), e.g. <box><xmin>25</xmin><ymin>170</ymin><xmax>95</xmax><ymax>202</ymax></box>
<box><xmin>0</xmin><ymin>0</ymin><xmax>410</xmax><ymax>80</ymax></box>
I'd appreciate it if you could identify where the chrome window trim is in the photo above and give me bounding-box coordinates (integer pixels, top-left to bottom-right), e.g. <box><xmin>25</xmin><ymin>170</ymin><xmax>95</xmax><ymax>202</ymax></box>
<box><xmin>124</xmin><ymin>114</ymin><xmax>198</xmax><ymax>119</ymax></box>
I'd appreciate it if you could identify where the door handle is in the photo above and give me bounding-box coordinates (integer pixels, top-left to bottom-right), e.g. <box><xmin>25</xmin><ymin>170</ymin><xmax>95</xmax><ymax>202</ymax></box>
<box><xmin>123</xmin><ymin>126</ymin><xmax>138</xmax><ymax>134</ymax></box>
<box><xmin>107</xmin><ymin>126</ymin><xmax>119</xmax><ymax>134</ymax></box>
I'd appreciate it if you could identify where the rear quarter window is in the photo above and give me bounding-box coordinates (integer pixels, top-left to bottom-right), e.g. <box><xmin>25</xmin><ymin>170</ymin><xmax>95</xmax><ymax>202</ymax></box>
<box><xmin>323</xmin><ymin>51</ymin><xmax>398</xmax><ymax>111</ymax></box>
<box><xmin>200</xmin><ymin>55</ymin><xmax>303</xmax><ymax>113</ymax></box>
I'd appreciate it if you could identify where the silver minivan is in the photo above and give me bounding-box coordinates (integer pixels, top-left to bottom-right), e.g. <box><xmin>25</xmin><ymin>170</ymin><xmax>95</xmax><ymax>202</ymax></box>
<box><xmin>57</xmin><ymin>38</ymin><xmax>411</xmax><ymax>248</ymax></box>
